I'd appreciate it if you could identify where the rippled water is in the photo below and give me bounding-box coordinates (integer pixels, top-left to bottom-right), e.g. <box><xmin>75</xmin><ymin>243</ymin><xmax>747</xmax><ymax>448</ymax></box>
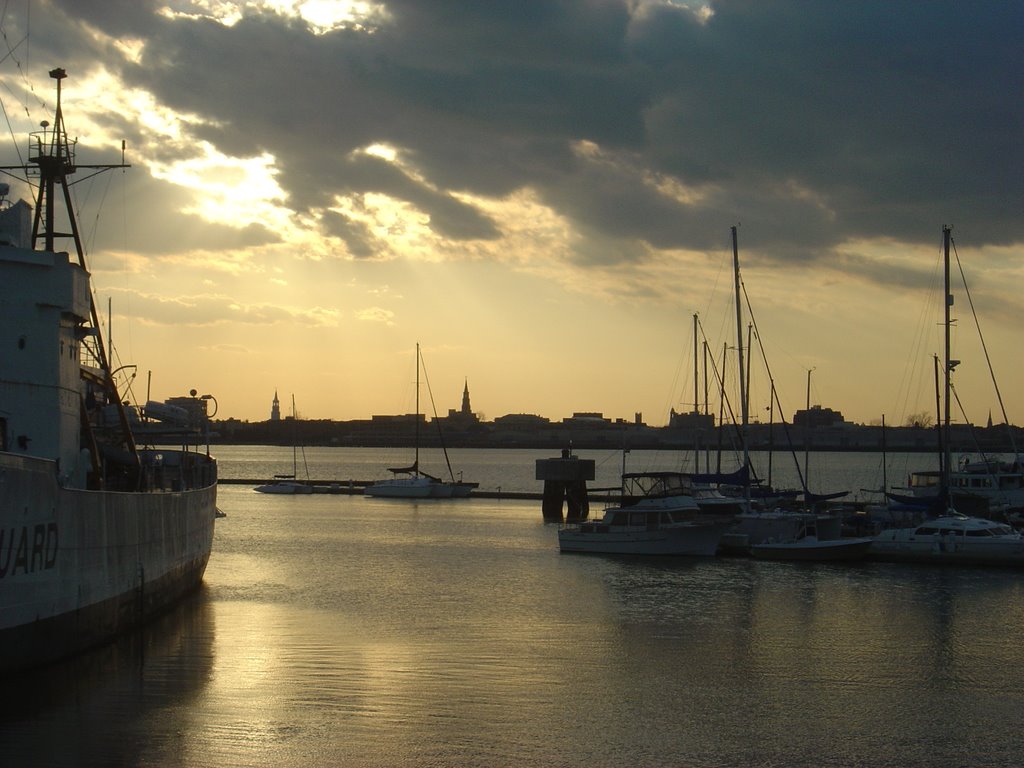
<box><xmin>3</xmin><ymin>448</ymin><xmax>1024</xmax><ymax>767</ymax></box>
<box><xmin>217</xmin><ymin>443</ymin><xmax>933</xmax><ymax>499</ymax></box>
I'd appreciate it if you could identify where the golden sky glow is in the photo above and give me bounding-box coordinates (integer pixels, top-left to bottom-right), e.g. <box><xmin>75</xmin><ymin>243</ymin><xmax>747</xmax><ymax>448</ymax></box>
<box><xmin>2</xmin><ymin>1</ymin><xmax>1020</xmax><ymax>427</ymax></box>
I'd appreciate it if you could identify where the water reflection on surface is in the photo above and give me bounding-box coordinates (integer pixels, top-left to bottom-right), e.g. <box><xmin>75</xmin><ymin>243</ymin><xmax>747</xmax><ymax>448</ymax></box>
<box><xmin>0</xmin><ymin>590</ymin><xmax>216</xmax><ymax>767</ymax></box>
<box><xmin>4</xmin><ymin>484</ymin><xmax>1024</xmax><ymax>767</ymax></box>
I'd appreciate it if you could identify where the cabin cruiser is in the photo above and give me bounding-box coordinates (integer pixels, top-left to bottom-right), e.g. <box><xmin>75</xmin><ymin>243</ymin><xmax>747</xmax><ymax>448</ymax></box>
<box><xmin>870</xmin><ymin>513</ymin><xmax>1024</xmax><ymax>566</ymax></box>
<box><xmin>558</xmin><ymin>504</ymin><xmax>729</xmax><ymax>556</ymax></box>
<box><xmin>750</xmin><ymin>519</ymin><xmax>872</xmax><ymax>561</ymax></box>
<box><xmin>891</xmin><ymin>456</ymin><xmax>1024</xmax><ymax>516</ymax></box>
<box><xmin>558</xmin><ymin>472</ymin><xmax>729</xmax><ymax>555</ymax></box>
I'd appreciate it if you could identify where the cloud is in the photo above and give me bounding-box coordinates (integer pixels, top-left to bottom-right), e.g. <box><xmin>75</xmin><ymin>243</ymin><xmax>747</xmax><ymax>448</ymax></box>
<box><xmin>356</xmin><ymin>306</ymin><xmax>395</xmax><ymax>324</ymax></box>
<box><xmin>16</xmin><ymin>0</ymin><xmax>1024</xmax><ymax>279</ymax></box>
<box><xmin>102</xmin><ymin>286</ymin><xmax>340</xmax><ymax>327</ymax></box>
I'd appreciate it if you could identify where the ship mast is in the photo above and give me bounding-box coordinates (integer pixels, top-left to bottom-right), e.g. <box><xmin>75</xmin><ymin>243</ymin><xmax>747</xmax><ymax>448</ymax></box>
<box><xmin>0</xmin><ymin>68</ymin><xmax>137</xmax><ymax>471</ymax></box>
<box><xmin>26</xmin><ymin>69</ymin><xmax>129</xmax><ymax>374</ymax></box>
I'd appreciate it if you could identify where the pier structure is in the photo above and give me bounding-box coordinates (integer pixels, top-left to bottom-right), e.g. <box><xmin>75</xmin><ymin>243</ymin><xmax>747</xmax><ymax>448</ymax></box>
<box><xmin>535</xmin><ymin>449</ymin><xmax>595</xmax><ymax>522</ymax></box>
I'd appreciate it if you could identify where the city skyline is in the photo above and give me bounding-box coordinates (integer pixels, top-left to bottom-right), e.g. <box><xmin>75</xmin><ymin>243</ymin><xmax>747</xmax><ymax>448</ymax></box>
<box><xmin>1</xmin><ymin>2</ymin><xmax>1020</xmax><ymax>427</ymax></box>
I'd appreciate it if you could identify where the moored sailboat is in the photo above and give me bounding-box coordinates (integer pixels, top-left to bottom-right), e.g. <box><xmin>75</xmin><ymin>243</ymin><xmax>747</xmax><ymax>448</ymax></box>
<box><xmin>365</xmin><ymin>344</ymin><xmax>477</xmax><ymax>498</ymax></box>
<box><xmin>870</xmin><ymin>226</ymin><xmax>1024</xmax><ymax>566</ymax></box>
<box><xmin>254</xmin><ymin>394</ymin><xmax>313</xmax><ymax>494</ymax></box>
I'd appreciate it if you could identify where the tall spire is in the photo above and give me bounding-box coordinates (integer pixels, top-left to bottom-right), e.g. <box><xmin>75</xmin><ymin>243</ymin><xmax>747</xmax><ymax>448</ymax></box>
<box><xmin>271</xmin><ymin>390</ymin><xmax>281</xmax><ymax>421</ymax></box>
<box><xmin>461</xmin><ymin>378</ymin><xmax>472</xmax><ymax>415</ymax></box>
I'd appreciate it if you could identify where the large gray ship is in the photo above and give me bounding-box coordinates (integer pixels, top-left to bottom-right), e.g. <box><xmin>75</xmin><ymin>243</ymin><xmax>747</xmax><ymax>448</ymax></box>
<box><xmin>0</xmin><ymin>69</ymin><xmax>218</xmax><ymax>671</ymax></box>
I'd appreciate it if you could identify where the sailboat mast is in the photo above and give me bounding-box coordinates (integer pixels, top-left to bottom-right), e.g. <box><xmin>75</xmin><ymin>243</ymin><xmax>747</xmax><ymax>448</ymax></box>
<box><xmin>291</xmin><ymin>394</ymin><xmax>298</xmax><ymax>476</ymax></box>
<box><xmin>415</xmin><ymin>342</ymin><xmax>421</xmax><ymax>471</ymax></box>
<box><xmin>692</xmin><ymin>313</ymin><xmax>699</xmax><ymax>414</ymax></box>
<box><xmin>804</xmin><ymin>368</ymin><xmax>812</xmax><ymax>487</ymax></box>
<box><xmin>942</xmin><ymin>225</ymin><xmax>954</xmax><ymax>509</ymax></box>
<box><xmin>731</xmin><ymin>226</ymin><xmax>750</xmax><ymax>489</ymax></box>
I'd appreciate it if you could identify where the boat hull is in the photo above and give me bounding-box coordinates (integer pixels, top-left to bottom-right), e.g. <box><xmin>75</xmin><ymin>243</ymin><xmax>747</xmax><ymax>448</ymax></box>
<box><xmin>364</xmin><ymin>477</ymin><xmax>436</xmax><ymax>498</ymax></box>
<box><xmin>558</xmin><ymin>521</ymin><xmax>727</xmax><ymax>556</ymax></box>
<box><xmin>254</xmin><ymin>481</ymin><xmax>313</xmax><ymax>494</ymax></box>
<box><xmin>0</xmin><ymin>452</ymin><xmax>217</xmax><ymax>671</ymax></box>
<box><xmin>869</xmin><ymin>538</ymin><xmax>1024</xmax><ymax>566</ymax></box>
<box><xmin>448</xmin><ymin>482</ymin><xmax>479</xmax><ymax>498</ymax></box>
<box><xmin>751</xmin><ymin>537</ymin><xmax>873</xmax><ymax>562</ymax></box>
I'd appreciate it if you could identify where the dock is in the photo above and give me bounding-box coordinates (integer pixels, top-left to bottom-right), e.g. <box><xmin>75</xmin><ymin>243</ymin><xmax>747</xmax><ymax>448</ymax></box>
<box><xmin>220</xmin><ymin>478</ymin><xmax>550</xmax><ymax>501</ymax></box>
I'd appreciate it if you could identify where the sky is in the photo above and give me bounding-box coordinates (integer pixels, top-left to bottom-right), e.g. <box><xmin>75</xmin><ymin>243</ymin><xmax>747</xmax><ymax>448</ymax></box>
<box><xmin>0</xmin><ymin>0</ymin><xmax>1021</xmax><ymax>427</ymax></box>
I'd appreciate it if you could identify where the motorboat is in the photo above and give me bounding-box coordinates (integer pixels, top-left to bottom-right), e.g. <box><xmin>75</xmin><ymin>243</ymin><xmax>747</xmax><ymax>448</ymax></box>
<box><xmin>720</xmin><ymin>509</ymin><xmax>843</xmax><ymax>555</ymax></box>
<box><xmin>750</xmin><ymin>521</ymin><xmax>872</xmax><ymax>561</ymax></box>
<box><xmin>558</xmin><ymin>474</ymin><xmax>728</xmax><ymax>556</ymax></box>
<box><xmin>558</xmin><ymin>504</ymin><xmax>728</xmax><ymax>556</ymax></box>
<box><xmin>892</xmin><ymin>457</ymin><xmax>1024</xmax><ymax>516</ymax></box>
<box><xmin>869</xmin><ymin>514</ymin><xmax>1024</xmax><ymax>566</ymax></box>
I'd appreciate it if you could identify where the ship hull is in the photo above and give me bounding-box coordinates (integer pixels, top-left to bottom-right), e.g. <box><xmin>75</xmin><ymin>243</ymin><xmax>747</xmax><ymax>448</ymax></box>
<box><xmin>0</xmin><ymin>451</ymin><xmax>217</xmax><ymax>672</ymax></box>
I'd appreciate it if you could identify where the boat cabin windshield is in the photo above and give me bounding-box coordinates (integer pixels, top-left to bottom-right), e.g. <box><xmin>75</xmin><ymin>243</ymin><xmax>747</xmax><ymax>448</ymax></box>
<box><xmin>622</xmin><ymin>472</ymin><xmax>692</xmax><ymax>499</ymax></box>
<box><xmin>915</xmin><ymin>523</ymin><xmax>1015</xmax><ymax>537</ymax></box>
<box><xmin>608</xmin><ymin>509</ymin><xmax>690</xmax><ymax>527</ymax></box>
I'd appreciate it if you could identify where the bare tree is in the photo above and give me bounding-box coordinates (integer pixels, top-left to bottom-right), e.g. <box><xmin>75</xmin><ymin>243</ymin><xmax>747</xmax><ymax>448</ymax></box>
<box><xmin>905</xmin><ymin>411</ymin><xmax>934</xmax><ymax>428</ymax></box>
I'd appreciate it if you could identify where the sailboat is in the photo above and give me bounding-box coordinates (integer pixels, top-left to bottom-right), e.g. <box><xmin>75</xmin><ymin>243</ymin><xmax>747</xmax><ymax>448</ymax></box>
<box><xmin>254</xmin><ymin>395</ymin><xmax>313</xmax><ymax>494</ymax></box>
<box><xmin>870</xmin><ymin>226</ymin><xmax>1024</xmax><ymax>565</ymax></box>
<box><xmin>717</xmin><ymin>227</ymin><xmax>847</xmax><ymax>554</ymax></box>
<box><xmin>365</xmin><ymin>344</ymin><xmax>478</xmax><ymax>499</ymax></box>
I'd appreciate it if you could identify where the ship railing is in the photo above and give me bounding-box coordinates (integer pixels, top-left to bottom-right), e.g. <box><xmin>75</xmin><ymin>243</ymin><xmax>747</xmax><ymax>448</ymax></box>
<box><xmin>27</xmin><ymin>128</ymin><xmax>77</xmax><ymax>176</ymax></box>
<box><xmin>137</xmin><ymin>449</ymin><xmax>217</xmax><ymax>492</ymax></box>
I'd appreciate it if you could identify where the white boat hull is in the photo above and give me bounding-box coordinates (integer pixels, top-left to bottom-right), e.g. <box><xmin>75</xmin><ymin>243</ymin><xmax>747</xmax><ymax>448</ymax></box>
<box><xmin>254</xmin><ymin>481</ymin><xmax>313</xmax><ymax>494</ymax></box>
<box><xmin>751</xmin><ymin>536</ymin><xmax>873</xmax><ymax>562</ymax></box>
<box><xmin>558</xmin><ymin>520</ymin><xmax>727</xmax><ymax>556</ymax></box>
<box><xmin>365</xmin><ymin>477</ymin><xmax>436</xmax><ymax>498</ymax></box>
<box><xmin>870</xmin><ymin>535</ymin><xmax>1024</xmax><ymax>565</ymax></box>
<box><xmin>0</xmin><ymin>451</ymin><xmax>218</xmax><ymax>671</ymax></box>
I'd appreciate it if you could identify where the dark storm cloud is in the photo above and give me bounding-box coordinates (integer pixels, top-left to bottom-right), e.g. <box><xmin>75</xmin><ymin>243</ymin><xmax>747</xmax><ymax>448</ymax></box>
<box><xmin>320</xmin><ymin>210</ymin><xmax>376</xmax><ymax>258</ymax></box>
<box><xmin>28</xmin><ymin>0</ymin><xmax>1024</xmax><ymax>271</ymax></box>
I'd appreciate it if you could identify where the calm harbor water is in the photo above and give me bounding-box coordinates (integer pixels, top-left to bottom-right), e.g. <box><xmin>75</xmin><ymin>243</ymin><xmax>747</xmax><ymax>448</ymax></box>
<box><xmin>4</xmin><ymin>446</ymin><xmax>1024</xmax><ymax>767</ymax></box>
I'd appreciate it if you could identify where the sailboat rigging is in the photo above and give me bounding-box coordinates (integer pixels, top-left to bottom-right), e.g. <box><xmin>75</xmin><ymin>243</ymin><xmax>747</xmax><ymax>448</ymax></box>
<box><xmin>254</xmin><ymin>394</ymin><xmax>313</xmax><ymax>494</ymax></box>
<box><xmin>870</xmin><ymin>226</ymin><xmax>1024</xmax><ymax>565</ymax></box>
<box><xmin>365</xmin><ymin>344</ymin><xmax>478</xmax><ymax>499</ymax></box>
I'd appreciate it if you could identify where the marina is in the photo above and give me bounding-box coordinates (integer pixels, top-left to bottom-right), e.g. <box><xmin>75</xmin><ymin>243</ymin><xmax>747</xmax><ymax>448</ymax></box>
<box><xmin>4</xmin><ymin>445</ymin><xmax>1024</xmax><ymax>767</ymax></box>
<box><xmin>0</xmin><ymin>3</ymin><xmax>1018</xmax><ymax>766</ymax></box>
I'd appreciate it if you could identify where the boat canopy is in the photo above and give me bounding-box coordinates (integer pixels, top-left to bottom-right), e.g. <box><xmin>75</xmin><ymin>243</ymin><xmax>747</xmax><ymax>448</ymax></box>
<box><xmin>685</xmin><ymin>464</ymin><xmax>750</xmax><ymax>486</ymax></box>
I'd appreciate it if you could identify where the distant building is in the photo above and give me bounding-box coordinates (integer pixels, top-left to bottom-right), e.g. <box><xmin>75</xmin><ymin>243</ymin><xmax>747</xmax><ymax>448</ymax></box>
<box><xmin>668</xmin><ymin>408</ymin><xmax>716</xmax><ymax>431</ymax></box>
<box><xmin>446</xmin><ymin>379</ymin><xmax>480</xmax><ymax>426</ymax></box>
<box><xmin>270</xmin><ymin>390</ymin><xmax>281</xmax><ymax>422</ymax></box>
<box><xmin>494</xmin><ymin>413</ymin><xmax>551</xmax><ymax>429</ymax></box>
<box><xmin>564</xmin><ymin>412</ymin><xmax>609</xmax><ymax>425</ymax></box>
<box><xmin>793</xmin><ymin>405</ymin><xmax>845</xmax><ymax>429</ymax></box>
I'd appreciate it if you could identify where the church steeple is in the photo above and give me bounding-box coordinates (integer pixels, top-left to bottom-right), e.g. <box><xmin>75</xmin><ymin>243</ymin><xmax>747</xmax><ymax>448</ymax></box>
<box><xmin>461</xmin><ymin>378</ymin><xmax>472</xmax><ymax>415</ymax></box>
<box><xmin>271</xmin><ymin>390</ymin><xmax>281</xmax><ymax>421</ymax></box>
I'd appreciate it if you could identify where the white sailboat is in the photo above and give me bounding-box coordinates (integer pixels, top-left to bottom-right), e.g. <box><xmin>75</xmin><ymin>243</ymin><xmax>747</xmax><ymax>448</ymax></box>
<box><xmin>365</xmin><ymin>344</ymin><xmax>477</xmax><ymax>499</ymax></box>
<box><xmin>254</xmin><ymin>395</ymin><xmax>313</xmax><ymax>494</ymax></box>
<box><xmin>720</xmin><ymin>227</ymin><xmax>845</xmax><ymax>553</ymax></box>
<box><xmin>870</xmin><ymin>226</ymin><xmax>1024</xmax><ymax>565</ymax></box>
